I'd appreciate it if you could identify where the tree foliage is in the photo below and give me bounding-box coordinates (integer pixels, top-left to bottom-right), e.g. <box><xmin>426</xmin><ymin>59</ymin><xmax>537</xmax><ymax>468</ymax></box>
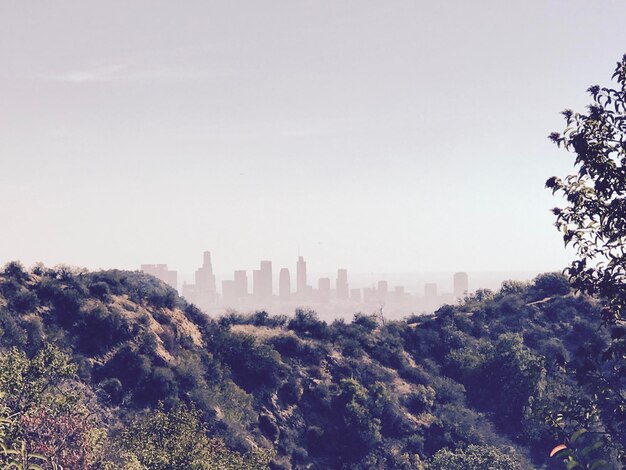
<box><xmin>0</xmin><ymin>263</ymin><xmax>617</xmax><ymax>468</ymax></box>
<box><xmin>547</xmin><ymin>54</ymin><xmax>626</xmax><ymax>462</ymax></box>
<box><xmin>429</xmin><ymin>444</ymin><xmax>521</xmax><ymax>470</ymax></box>
<box><xmin>0</xmin><ymin>344</ymin><xmax>100</xmax><ymax>469</ymax></box>
<box><xmin>547</xmin><ymin>54</ymin><xmax>626</xmax><ymax>325</ymax></box>
<box><xmin>117</xmin><ymin>404</ymin><xmax>272</xmax><ymax>470</ymax></box>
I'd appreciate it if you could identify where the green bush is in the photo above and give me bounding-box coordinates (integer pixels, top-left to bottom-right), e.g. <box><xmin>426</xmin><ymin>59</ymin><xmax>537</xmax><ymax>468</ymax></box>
<box><xmin>429</xmin><ymin>444</ymin><xmax>521</xmax><ymax>470</ymax></box>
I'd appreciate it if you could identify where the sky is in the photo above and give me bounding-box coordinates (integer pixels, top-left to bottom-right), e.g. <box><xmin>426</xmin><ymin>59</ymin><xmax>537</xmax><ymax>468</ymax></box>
<box><xmin>1</xmin><ymin>1</ymin><xmax>626</xmax><ymax>286</ymax></box>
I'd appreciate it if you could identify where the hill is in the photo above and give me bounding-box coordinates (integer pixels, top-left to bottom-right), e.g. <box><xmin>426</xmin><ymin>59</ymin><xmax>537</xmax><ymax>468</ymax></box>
<box><xmin>0</xmin><ymin>262</ymin><xmax>620</xmax><ymax>469</ymax></box>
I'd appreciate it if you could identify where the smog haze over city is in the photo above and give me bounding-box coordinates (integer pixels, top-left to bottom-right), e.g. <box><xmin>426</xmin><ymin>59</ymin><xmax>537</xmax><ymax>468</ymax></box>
<box><xmin>2</xmin><ymin>1</ymin><xmax>626</xmax><ymax>315</ymax></box>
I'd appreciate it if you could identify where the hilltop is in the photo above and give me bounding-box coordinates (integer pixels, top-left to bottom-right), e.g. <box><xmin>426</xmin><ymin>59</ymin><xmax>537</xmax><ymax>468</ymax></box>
<box><xmin>0</xmin><ymin>262</ymin><xmax>619</xmax><ymax>469</ymax></box>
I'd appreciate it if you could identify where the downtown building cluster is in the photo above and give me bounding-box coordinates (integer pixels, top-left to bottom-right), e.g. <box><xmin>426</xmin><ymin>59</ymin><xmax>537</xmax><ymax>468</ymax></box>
<box><xmin>141</xmin><ymin>251</ymin><xmax>470</xmax><ymax>320</ymax></box>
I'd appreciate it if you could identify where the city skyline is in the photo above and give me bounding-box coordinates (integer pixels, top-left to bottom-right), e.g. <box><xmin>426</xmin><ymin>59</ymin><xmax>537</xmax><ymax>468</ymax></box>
<box><xmin>140</xmin><ymin>249</ymin><xmax>545</xmax><ymax>319</ymax></box>
<box><xmin>143</xmin><ymin>250</ymin><xmax>473</xmax><ymax>297</ymax></box>
<box><xmin>141</xmin><ymin>250</ymin><xmax>540</xmax><ymax>294</ymax></box>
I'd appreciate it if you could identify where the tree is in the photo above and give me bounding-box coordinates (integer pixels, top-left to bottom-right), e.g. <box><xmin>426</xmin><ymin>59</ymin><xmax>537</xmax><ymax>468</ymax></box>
<box><xmin>547</xmin><ymin>54</ymin><xmax>626</xmax><ymax>463</ymax></box>
<box><xmin>0</xmin><ymin>344</ymin><xmax>78</xmax><ymax>415</ymax></box>
<box><xmin>116</xmin><ymin>404</ymin><xmax>273</xmax><ymax>470</ymax></box>
<box><xmin>0</xmin><ymin>344</ymin><xmax>101</xmax><ymax>469</ymax></box>
<box><xmin>475</xmin><ymin>334</ymin><xmax>546</xmax><ymax>433</ymax></box>
<box><xmin>547</xmin><ymin>54</ymin><xmax>626</xmax><ymax>325</ymax></box>
<box><xmin>429</xmin><ymin>444</ymin><xmax>521</xmax><ymax>470</ymax></box>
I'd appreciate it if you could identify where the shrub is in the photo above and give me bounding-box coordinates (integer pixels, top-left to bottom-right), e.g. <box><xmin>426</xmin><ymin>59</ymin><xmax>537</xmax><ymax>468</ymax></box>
<box><xmin>404</xmin><ymin>385</ymin><xmax>436</xmax><ymax>415</ymax></box>
<box><xmin>529</xmin><ymin>273</ymin><xmax>570</xmax><ymax>300</ymax></box>
<box><xmin>429</xmin><ymin>444</ymin><xmax>521</xmax><ymax>470</ymax></box>
<box><xmin>288</xmin><ymin>308</ymin><xmax>329</xmax><ymax>340</ymax></box>
<box><xmin>219</xmin><ymin>333</ymin><xmax>287</xmax><ymax>392</ymax></box>
<box><xmin>74</xmin><ymin>305</ymin><xmax>132</xmax><ymax>354</ymax></box>
<box><xmin>118</xmin><ymin>403</ymin><xmax>273</xmax><ymax>469</ymax></box>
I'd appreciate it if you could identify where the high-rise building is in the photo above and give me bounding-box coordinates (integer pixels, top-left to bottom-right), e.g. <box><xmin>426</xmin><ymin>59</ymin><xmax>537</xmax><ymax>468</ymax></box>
<box><xmin>253</xmin><ymin>260</ymin><xmax>272</xmax><ymax>301</ymax></box>
<box><xmin>260</xmin><ymin>260</ymin><xmax>272</xmax><ymax>298</ymax></box>
<box><xmin>297</xmin><ymin>256</ymin><xmax>307</xmax><ymax>299</ymax></box>
<box><xmin>350</xmin><ymin>288</ymin><xmax>362</xmax><ymax>303</ymax></box>
<box><xmin>424</xmin><ymin>282</ymin><xmax>438</xmax><ymax>309</ymax></box>
<box><xmin>140</xmin><ymin>264</ymin><xmax>178</xmax><ymax>291</ymax></box>
<box><xmin>394</xmin><ymin>286</ymin><xmax>406</xmax><ymax>304</ymax></box>
<box><xmin>377</xmin><ymin>280</ymin><xmax>388</xmax><ymax>303</ymax></box>
<box><xmin>336</xmin><ymin>269</ymin><xmax>349</xmax><ymax>300</ymax></box>
<box><xmin>194</xmin><ymin>251</ymin><xmax>217</xmax><ymax>310</ymax></box>
<box><xmin>182</xmin><ymin>282</ymin><xmax>197</xmax><ymax>303</ymax></box>
<box><xmin>234</xmin><ymin>270</ymin><xmax>248</xmax><ymax>302</ymax></box>
<box><xmin>363</xmin><ymin>287</ymin><xmax>376</xmax><ymax>304</ymax></box>
<box><xmin>279</xmin><ymin>268</ymin><xmax>291</xmax><ymax>300</ymax></box>
<box><xmin>252</xmin><ymin>269</ymin><xmax>262</xmax><ymax>299</ymax></box>
<box><xmin>318</xmin><ymin>277</ymin><xmax>331</xmax><ymax>302</ymax></box>
<box><xmin>453</xmin><ymin>272</ymin><xmax>469</xmax><ymax>299</ymax></box>
<box><xmin>222</xmin><ymin>280</ymin><xmax>236</xmax><ymax>306</ymax></box>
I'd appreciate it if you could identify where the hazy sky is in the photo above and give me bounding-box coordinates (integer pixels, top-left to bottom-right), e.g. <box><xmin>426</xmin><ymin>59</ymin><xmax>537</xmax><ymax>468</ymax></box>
<box><xmin>2</xmin><ymin>1</ymin><xmax>625</xmax><ymax>281</ymax></box>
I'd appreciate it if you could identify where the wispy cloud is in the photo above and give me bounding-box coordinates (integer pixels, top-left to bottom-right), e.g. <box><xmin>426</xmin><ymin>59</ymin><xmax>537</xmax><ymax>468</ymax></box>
<box><xmin>48</xmin><ymin>64</ymin><xmax>126</xmax><ymax>83</ymax></box>
<box><xmin>38</xmin><ymin>62</ymin><xmax>231</xmax><ymax>83</ymax></box>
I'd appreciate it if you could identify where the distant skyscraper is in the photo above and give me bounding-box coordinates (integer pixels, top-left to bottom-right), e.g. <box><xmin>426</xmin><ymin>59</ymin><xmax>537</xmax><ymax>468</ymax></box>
<box><xmin>453</xmin><ymin>272</ymin><xmax>469</xmax><ymax>299</ymax></box>
<box><xmin>336</xmin><ymin>269</ymin><xmax>349</xmax><ymax>300</ymax></box>
<box><xmin>140</xmin><ymin>264</ymin><xmax>178</xmax><ymax>291</ymax></box>
<box><xmin>424</xmin><ymin>282</ymin><xmax>438</xmax><ymax>309</ymax></box>
<box><xmin>279</xmin><ymin>268</ymin><xmax>291</xmax><ymax>300</ymax></box>
<box><xmin>234</xmin><ymin>270</ymin><xmax>248</xmax><ymax>302</ymax></box>
<box><xmin>253</xmin><ymin>260</ymin><xmax>272</xmax><ymax>301</ymax></box>
<box><xmin>260</xmin><ymin>260</ymin><xmax>272</xmax><ymax>297</ymax></box>
<box><xmin>195</xmin><ymin>251</ymin><xmax>217</xmax><ymax>310</ymax></box>
<box><xmin>363</xmin><ymin>287</ymin><xmax>376</xmax><ymax>304</ymax></box>
<box><xmin>350</xmin><ymin>288</ymin><xmax>362</xmax><ymax>303</ymax></box>
<box><xmin>182</xmin><ymin>282</ymin><xmax>197</xmax><ymax>303</ymax></box>
<box><xmin>394</xmin><ymin>286</ymin><xmax>406</xmax><ymax>303</ymax></box>
<box><xmin>252</xmin><ymin>269</ymin><xmax>262</xmax><ymax>299</ymax></box>
<box><xmin>377</xmin><ymin>280</ymin><xmax>388</xmax><ymax>303</ymax></box>
<box><xmin>318</xmin><ymin>277</ymin><xmax>331</xmax><ymax>302</ymax></box>
<box><xmin>222</xmin><ymin>280</ymin><xmax>236</xmax><ymax>306</ymax></box>
<box><xmin>297</xmin><ymin>256</ymin><xmax>307</xmax><ymax>299</ymax></box>
<box><xmin>424</xmin><ymin>283</ymin><xmax>437</xmax><ymax>298</ymax></box>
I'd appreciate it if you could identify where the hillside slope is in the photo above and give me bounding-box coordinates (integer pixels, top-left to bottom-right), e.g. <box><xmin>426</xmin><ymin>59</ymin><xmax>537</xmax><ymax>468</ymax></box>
<box><xmin>0</xmin><ymin>263</ymin><xmax>619</xmax><ymax>469</ymax></box>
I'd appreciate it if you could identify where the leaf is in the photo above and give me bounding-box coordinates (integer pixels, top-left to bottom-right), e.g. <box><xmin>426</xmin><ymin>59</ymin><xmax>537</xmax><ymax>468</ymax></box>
<box><xmin>1</xmin><ymin>449</ymin><xmax>20</xmax><ymax>456</ymax></box>
<box><xmin>589</xmin><ymin>460</ymin><xmax>609</xmax><ymax>470</ymax></box>
<box><xmin>566</xmin><ymin>459</ymin><xmax>581</xmax><ymax>469</ymax></box>
<box><xmin>571</xmin><ymin>428</ymin><xmax>587</xmax><ymax>442</ymax></box>
<box><xmin>580</xmin><ymin>440</ymin><xmax>603</xmax><ymax>456</ymax></box>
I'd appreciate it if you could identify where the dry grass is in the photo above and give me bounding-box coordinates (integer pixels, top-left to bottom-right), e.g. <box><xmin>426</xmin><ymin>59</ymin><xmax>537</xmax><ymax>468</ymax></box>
<box><xmin>230</xmin><ymin>324</ymin><xmax>290</xmax><ymax>341</ymax></box>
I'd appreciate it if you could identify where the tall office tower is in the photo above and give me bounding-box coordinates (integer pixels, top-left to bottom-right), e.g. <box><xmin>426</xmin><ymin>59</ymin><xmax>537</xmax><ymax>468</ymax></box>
<box><xmin>363</xmin><ymin>287</ymin><xmax>376</xmax><ymax>304</ymax></box>
<box><xmin>424</xmin><ymin>283</ymin><xmax>438</xmax><ymax>308</ymax></box>
<box><xmin>350</xmin><ymin>288</ymin><xmax>362</xmax><ymax>303</ymax></box>
<box><xmin>279</xmin><ymin>268</ymin><xmax>291</xmax><ymax>300</ymax></box>
<box><xmin>252</xmin><ymin>269</ymin><xmax>262</xmax><ymax>301</ymax></box>
<box><xmin>260</xmin><ymin>260</ymin><xmax>272</xmax><ymax>298</ymax></box>
<box><xmin>221</xmin><ymin>280</ymin><xmax>236</xmax><ymax>306</ymax></box>
<box><xmin>234</xmin><ymin>270</ymin><xmax>248</xmax><ymax>302</ymax></box>
<box><xmin>182</xmin><ymin>282</ymin><xmax>197</xmax><ymax>304</ymax></box>
<box><xmin>336</xmin><ymin>269</ymin><xmax>349</xmax><ymax>300</ymax></box>
<box><xmin>140</xmin><ymin>264</ymin><xmax>178</xmax><ymax>291</ymax></box>
<box><xmin>394</xmin><ymin>286</ymin><xmax>406</xmax><ymax>303</ymax></box>
<box><xmin>453</xmin><ymin>272</ymin><xmax>469</xmax><ymax>299</ymax></box>
<box><xmin>377</xmin><ymin>280</ymin><xmax>388</xmax><ymax>303</ymax></box>
<box><xmin>253</xmin><ymin>260</ymin><xmax>272</xmax><ymax>301</ymax></box>
<box><xmin>296</xmin><ymin>256</ymin><xmax>307</xmax><ymax>299</ymax></box>
<box><xmin>318</xmin><ymin>277</ymin><xmax>331</xmax><ymax>302</ymax></box>
<box><xmin>195</xmin><ymin>251</ymin><xmax>217</xmax><ymax>310</ymax></box>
